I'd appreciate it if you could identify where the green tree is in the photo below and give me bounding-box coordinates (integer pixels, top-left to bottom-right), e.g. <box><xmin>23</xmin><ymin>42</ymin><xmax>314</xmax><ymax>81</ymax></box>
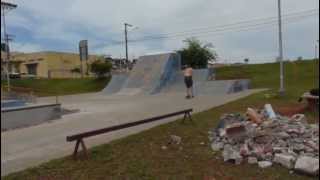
<box><xmin>71</xmin><ymin>67</ymin><xmax>81</xmax><ymax>74</ymax></box>
<box><xmin>90</xmin><ymin>59</ymin><xmax>112</xmax><ymax>78</ymax></box>
<box><xmin>178</xmin><ymin>38</ymin><xmax>217</xmax><ymax>69</ymax></box>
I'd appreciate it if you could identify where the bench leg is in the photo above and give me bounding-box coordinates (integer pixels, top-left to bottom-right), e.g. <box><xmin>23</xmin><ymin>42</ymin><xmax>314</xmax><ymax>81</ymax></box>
<box><xmin>73</xmin><ymin>139</ymin><xmax>88</xmax><ymax>160</ymax></box>
<box><xmin>73</xmin><ymin>139</ymin><xmax>81</xmax><ymax>159</ymax></box>
<box><xmin>80</xmin><ymin>139</ymin><xmax>88</xmax><ymax>159</ymax></box>
<box><xmin>187</xmin><ymin>112</ymin><xmax>193</xmax><ymax>123</ymax></box>
<box><xmin>182</xmin><ymin>112</ymin><xmax>193</xmax><ymax>123</ymax></box>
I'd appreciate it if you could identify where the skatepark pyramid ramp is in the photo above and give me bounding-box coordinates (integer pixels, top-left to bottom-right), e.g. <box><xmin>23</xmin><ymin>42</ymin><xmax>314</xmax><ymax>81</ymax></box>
<box><xmin>102</xmin><ymin>52</ymin><xmax>250</xmax><ymax>96</ymax></box>
<box><xmin>103</xmin><ymin>53</ymin><xmax>181</xmax><ymax>95</ymax></box>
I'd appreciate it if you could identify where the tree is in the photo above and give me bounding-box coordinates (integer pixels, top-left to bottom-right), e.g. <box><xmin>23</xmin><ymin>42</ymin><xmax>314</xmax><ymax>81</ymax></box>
<box><xmin>71</xmin><ymin>67</ymin><xmax>81</xmax><ymax>74</ymax></box>
<box><xmin>297</xmin><ymin>56</ymin><xmax>303</xmax><ymax>61</ymax></box>
<box><xmin>178</xmin><ymin>38</ymin><xmax>217</xmax><ymax>69</ymax></box>
<box><xmin>90</xmin><ymin>59</ymin><xmax>112</xmax><ymax>78</ymax></box>
<box><xmin>244</xmin><ymin>58</ymin><xmax>249</xmax><ymax>64</ymax></box>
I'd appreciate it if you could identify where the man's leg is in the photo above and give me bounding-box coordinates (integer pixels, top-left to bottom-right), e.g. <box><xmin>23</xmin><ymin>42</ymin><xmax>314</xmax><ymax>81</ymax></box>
<box><xmin>190</xmin><ymin>86</ymin><xmax>194</xmax><ymax>97</ymax></box>
<box><xmin>187</xmin><ymin>88</ymin><xmax>190</xmax><ymax>97</ymax></box>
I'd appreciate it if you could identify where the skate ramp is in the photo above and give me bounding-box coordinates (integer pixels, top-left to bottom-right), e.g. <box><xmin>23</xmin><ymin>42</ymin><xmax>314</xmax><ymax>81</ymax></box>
<box><xmin>102</xmin><ymin>52</ymin><xmax>250</xmax><ymax>96</ymax></box>
<box><xmin>102</xmin><ymin>73</ymin><xmax>128</xmax><ymax>94</ymax></box>
<box><xmin>116</xmin><ymin>53</ymin><xmax>181</xmax><ymax>95</ymax></box>
<box><xmin>159</xmin><ymin>69</ymin><xmax>250</xmax><ymax>95</ymax></box>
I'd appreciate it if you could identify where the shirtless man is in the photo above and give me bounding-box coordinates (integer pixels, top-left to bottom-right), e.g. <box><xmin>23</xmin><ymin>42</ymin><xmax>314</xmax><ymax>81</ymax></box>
<box><xmin>184</xmin><ymin>65</ymin><xmax>194</xmax><ymax>99</ymax></box>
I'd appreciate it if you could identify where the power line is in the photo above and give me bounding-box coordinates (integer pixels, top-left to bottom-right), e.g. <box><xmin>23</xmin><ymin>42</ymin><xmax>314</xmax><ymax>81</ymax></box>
<box><xmin>102</xmin><ymin>11</ymin><xmax>317</xmax><ymax>46</ymax></box>
<box><xmin>133</xmin><ymin>9</ymin><xmax>318</xmax><ymax>39</ymax></box>
<box><xmin>130</xmin><ymin>12</ymin><xmax>318</xmax><ymax>42</ymax></box>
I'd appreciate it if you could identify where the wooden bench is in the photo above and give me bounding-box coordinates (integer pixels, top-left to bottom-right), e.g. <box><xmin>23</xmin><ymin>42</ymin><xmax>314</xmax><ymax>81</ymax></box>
<box><xmin>66</xmin><ymin>109</ymin><xmax>193</xmax><ymax>159</ymax></box>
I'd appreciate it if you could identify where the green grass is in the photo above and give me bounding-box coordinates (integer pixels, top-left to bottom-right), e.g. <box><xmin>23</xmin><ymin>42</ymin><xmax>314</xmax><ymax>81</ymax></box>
<box><xmin>3</xmin><ymin>60</ymin><xmax>319</xmax><ymax>179</ymax></box>
<box><xmin>1</xmin><ymin>77</ymin><xmax>110</xmax><ymax>97</ymax></box>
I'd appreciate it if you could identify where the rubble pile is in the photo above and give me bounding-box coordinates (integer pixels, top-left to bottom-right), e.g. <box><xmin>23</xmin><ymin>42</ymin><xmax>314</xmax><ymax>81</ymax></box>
<box><xmin>209</xmin><ymin>105</ymin><xmax>319</xmax><ymax>176</ymax></box>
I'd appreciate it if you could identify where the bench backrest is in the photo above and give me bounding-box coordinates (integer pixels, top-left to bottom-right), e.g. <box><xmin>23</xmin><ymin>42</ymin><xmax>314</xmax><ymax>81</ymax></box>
<box><xmin>66</xmin><ymin>109</ymin><xmax>192</xmax><ymax>142</ymax></box>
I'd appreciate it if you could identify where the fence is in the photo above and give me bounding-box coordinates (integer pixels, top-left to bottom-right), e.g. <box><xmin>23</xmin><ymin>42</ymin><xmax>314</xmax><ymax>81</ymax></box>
<box><xmin>1</xmin><ymin>85</ymin><xmax>59</xmax><ymax>104</ymax></box>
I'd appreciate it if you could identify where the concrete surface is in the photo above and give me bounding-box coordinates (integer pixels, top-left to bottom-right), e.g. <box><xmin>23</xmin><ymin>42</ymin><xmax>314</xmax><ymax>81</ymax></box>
<box><xmin>1</xmin><ymin>103</ymin><xmax>61</xmax><ymax>131</ymax></box>
<box><xmin>1</xmin><ymin>89</ymin><xmax>265</xmax><ymax>176</ymax></box>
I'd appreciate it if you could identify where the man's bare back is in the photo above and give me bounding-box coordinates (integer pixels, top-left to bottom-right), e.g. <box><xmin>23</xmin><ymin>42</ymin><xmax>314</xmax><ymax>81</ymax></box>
<box><xmin>184</xmin><ymin>67</ymin><xmax>193</xmax><ymax>77</ymax></box>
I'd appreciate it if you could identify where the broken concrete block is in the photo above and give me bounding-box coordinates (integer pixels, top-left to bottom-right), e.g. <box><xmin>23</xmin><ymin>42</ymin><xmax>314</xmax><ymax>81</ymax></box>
<box><xmin>273</xmin><ymin>147</ymin><xmax>286</xmax><ymax>154</ymax></box>
<box><xmin>294</xmin><ymin>156</ymin><xmax>319</xmax><ymax>176</ymax></box>
<box><xmin>225</xmin><ymin>123</ymin><xmax>247</xmax><ymax>138</ymax></box>
<box><xmin>248</xmin><ymin>157</ymin><xmax>258</xmax><ymax>164</ymax></box>
<box><xmin>170</xmin><ymin>135</ymin><xmax>181</xmax><ymax>145</ymax></box>
<box><xmin>292</xmin><ymin>144</ymin><xmax>305</xmax><ymax>153</ymax></box>
<box><xmin>277</xmin><ymin>132</ymin><xmax>291</xmax><ymax>139</ymax></box>
<box><xmin>304</xmin><ymin>140</ymin><xmax>319</xmax><ymax>151</ymax></box>
<box><xmin>219</xmin><ymin>129</ymin><xmax>226</xmax><ymax>137</ymax></box>
<box><xmin>247</xmin><ymin>108</ymin><xmax>263</xmax><ymax>124</ymax></box>
<box><xmin>258</xmin><ymin>161</ymin><xmax>273</xmax><ymax>168</ymax></box>
<box><xmin>291</xmin><ymin>114</ymin><xmax>307</xmax><ymax>123</ymax></box>
<box><xmin>240</xmin><ymin>143</ymin><xmax>250</xmax><ymax>156</ymax></box>
<box><xmin>273</xmin><ymin>154</ymin><xmax>296</xmax><ymax>169</ymax></box>
<box><xmin>211</xmin><ymin>142</ymin><xmax>224</xmax><ymax>151</ymax></box>
<box><xmin>223</xmin><ymin>144</ymin><xmax>241</xmax><ymax>163</ymax></box>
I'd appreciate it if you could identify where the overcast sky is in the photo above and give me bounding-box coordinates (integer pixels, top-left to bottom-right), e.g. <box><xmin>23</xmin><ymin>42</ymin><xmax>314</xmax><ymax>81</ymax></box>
<box><xmin>2</xmin><ymin>0</ymin><xmax>319</xmax><ymax>63</ymax></box>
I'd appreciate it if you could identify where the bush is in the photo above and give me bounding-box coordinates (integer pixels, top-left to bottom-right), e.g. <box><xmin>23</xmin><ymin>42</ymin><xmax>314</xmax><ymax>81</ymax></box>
<box><xmin>71</xmin><ymin>67</ymin><xmax>81</xmax><ymax>73</ymax></box>
<box><xmin>90</xmin><ymin>60</ymin><xmax>112</xmax><ymax>78</ymax></box>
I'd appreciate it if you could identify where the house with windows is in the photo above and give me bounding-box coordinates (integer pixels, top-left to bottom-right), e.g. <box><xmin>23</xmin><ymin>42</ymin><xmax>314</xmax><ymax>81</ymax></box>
<box><xmin>1</xmin><ymin>51</ymin><xmax>98</xmax><ymax>78</ymax></box>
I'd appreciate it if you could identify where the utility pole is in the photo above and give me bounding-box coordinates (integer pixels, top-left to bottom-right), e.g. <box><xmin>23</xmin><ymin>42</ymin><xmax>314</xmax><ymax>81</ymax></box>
<box><xmin>315</xmin><ymin>40</ymin><xmax>319</xmax><ymax>88</ymax></box>
<box><xmin>1</xmin><ymin>1</ymin><xmax>17</xmax><ymax>92</ymax></box>
<box><xmin>277</xmin><ymin>0</ymin><xmax>285</xmax><ymax>96</ymax></box>
<box><xmin>124</xmin><ymin>23</ymin><xmax>133</xmax><ymax>71</ymax></box>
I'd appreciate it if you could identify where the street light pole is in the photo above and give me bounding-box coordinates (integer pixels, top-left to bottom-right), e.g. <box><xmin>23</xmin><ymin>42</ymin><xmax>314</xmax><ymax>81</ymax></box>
<box><xmin>2</xmin><ymin>7</ymin><xmax>10</xmax><ymax>92</ymax></box>
<box><xmin>277</xmin><ymin>0</ymin><xmax>285</xmax><ymax>96</ymax></box>
<box><xmin>1</xmin><ymin>1</ymin><xmax>17</xmax><ymax>92</ymax></box>
<box><xmin>124</xmin><ymin>23</ymin><xmax>133</xmax><ymax>71</ymax></box>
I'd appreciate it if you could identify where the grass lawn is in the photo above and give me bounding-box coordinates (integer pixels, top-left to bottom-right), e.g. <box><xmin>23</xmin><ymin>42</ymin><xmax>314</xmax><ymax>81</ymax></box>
<box><xmin>1</xmin><ymin>77</ymin><xmax>110</xmax><ymax>97</ymax></box>
<box><xmin>3</xmin><ymin>60</ymin><xmax>319</xmax><ymax>180</ymax></box>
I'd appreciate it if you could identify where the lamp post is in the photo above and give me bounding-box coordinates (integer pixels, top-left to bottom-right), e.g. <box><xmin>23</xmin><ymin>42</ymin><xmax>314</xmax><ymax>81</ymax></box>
<box><xmin>1</xmin><ymin>1</ymin><xmax>17</xmax><ymax>92</ymax></box>
<box><xmin>277</xmin><ymin>0</ymin><xmax>285</xmax><ymax>96</ymax></box>
<box><xmin>124</xmin><ymin>23</ymin><xmax>138</xmax><ymax>71</ymax></box>
<box><xmin>124</xmin><ymin>23</ymin><xmax>132</xmax><ymax>71</ymax></box>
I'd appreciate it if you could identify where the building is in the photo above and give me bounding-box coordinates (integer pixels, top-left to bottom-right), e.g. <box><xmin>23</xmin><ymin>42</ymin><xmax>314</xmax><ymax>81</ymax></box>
<box><xmin>105</xmin><ymin>57</ymin><xmax>138</xmax><ymax>71</ymax></box>
<box><xmin>1</xmin><ymin>51</ymin><xmax>98</xmax><ymax>78</ymax></box>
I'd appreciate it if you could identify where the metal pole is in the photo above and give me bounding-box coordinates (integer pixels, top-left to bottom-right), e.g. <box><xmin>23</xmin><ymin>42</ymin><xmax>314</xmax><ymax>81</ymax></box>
<box><xmin>278</xmin><ymin>0</ymin><xmax>285</xmax><ymax>96</ymax></box>
<box><xmin>316</xmin><ymin>40</ymin><xmax>319</xmax><ymax>88</ymax></box>
<box><xmin>2</xmin><ymin>6</ymin><xmax>10</xmax><ymax>92</ymax></box>
<box><xmin>125</xmin><ymin>23</ymin><xmax>128</xmax><ymax>71</ymax></box>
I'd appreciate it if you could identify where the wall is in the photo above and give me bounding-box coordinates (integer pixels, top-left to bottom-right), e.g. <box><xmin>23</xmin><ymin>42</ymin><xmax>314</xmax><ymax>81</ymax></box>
<box><xmin>1</xmin><ymin>103</ymin><xmax>61</xmax><ymax>131</ymax></box>
<box><xmin>11</xmin><ymin>52</ymin><xmax>98</xmax><ymax>78</ymax></box>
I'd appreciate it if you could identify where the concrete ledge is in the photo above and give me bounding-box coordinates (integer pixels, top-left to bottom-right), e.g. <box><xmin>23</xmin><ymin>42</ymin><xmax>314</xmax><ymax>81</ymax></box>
<box><xmin>1</xmin><ymin>103</ymin><xmax>62</xmax><ymax>131</ymax></box>
<box><xmin>227</xmin><ymin>79</ymin><xmax>251</xmax><ymax>93</ymax></box>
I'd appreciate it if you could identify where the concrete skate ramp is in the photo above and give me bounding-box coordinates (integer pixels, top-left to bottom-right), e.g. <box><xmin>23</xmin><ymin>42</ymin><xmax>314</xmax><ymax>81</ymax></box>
<box><xmin>101</xmin><ymin>52</ymin><xmax>250</xmax><ymax>96</ymax></box>
<box><xmin>102</xmin><ymin>74</ymin><xmax>128</xmax><ymax>94</ymax></box>
<box><xmin>159</xmin><ymin>69</ymin><xmax>250</xmax><ymax>95</ymax></box>
<box><xmin>116</xmin><ymin>53</ymin><xmax>181</xmax><ymax>95</ymax></box>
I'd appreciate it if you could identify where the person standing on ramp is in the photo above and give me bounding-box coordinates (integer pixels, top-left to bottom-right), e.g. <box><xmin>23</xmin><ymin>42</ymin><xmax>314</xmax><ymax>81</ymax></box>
<box><xmin>184</xmin><ymin>64</ymin><xmax>194</xmax><ymax>99</ymax></box>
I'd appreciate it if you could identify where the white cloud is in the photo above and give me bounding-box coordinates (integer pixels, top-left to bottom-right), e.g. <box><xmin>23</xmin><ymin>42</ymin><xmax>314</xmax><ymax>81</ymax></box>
<box><xmin>5</xmin><ymin>0</ymin><xmax>320</xmax><ymax>62</ymax></box>
<box><xmin>10</xmin><ymin>42</ymin><xmax>43</xmax><ymax>52</ymax></box>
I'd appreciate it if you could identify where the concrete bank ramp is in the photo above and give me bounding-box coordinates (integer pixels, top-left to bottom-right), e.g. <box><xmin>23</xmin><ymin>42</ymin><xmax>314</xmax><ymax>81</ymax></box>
<box><xmin>102</xmin><ymin>52</ymin><xmax>250</xmax><ymax>96</ymax></box>
<box><xmin>160</xmin><ymin>69</ymin><xmax>250</xmax><ymax>95</ymax></box>
<box><xmin>101</xmin><ymin>73</ymin><xmax>128</xmax><ymax>94</ymax></box>
<box><xmin>116</xmin><ymin>53</ymin><xmax>181</xmax><ymax>95</ymax></box>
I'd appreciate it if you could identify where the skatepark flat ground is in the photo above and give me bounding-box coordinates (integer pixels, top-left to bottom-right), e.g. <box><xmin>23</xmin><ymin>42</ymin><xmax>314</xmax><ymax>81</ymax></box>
<box><xmin>1</xmin><ymin>89</ymin><xmax>265</xmax><ymax>176</ymax></box>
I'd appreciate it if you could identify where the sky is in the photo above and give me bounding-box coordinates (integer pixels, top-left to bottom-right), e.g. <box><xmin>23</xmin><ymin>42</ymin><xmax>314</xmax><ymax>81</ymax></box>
<box><xmin>1</xmin><ymin>0</ymin><xmax>319</xmax><ymax>63</ymax></box>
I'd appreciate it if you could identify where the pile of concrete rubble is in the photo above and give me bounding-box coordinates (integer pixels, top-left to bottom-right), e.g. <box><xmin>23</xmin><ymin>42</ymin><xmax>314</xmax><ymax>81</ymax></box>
<box><xmin>209</xmin><ymin>104</ymin><xmax>319</xmax><ymax>176</ymax></box>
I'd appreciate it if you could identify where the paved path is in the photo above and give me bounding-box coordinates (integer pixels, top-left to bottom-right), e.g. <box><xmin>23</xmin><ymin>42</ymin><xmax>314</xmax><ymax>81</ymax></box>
<box><xmin>1</xmin><ymin>89</ymin><xmax>264</xmax><ymax>176</ymax></box>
